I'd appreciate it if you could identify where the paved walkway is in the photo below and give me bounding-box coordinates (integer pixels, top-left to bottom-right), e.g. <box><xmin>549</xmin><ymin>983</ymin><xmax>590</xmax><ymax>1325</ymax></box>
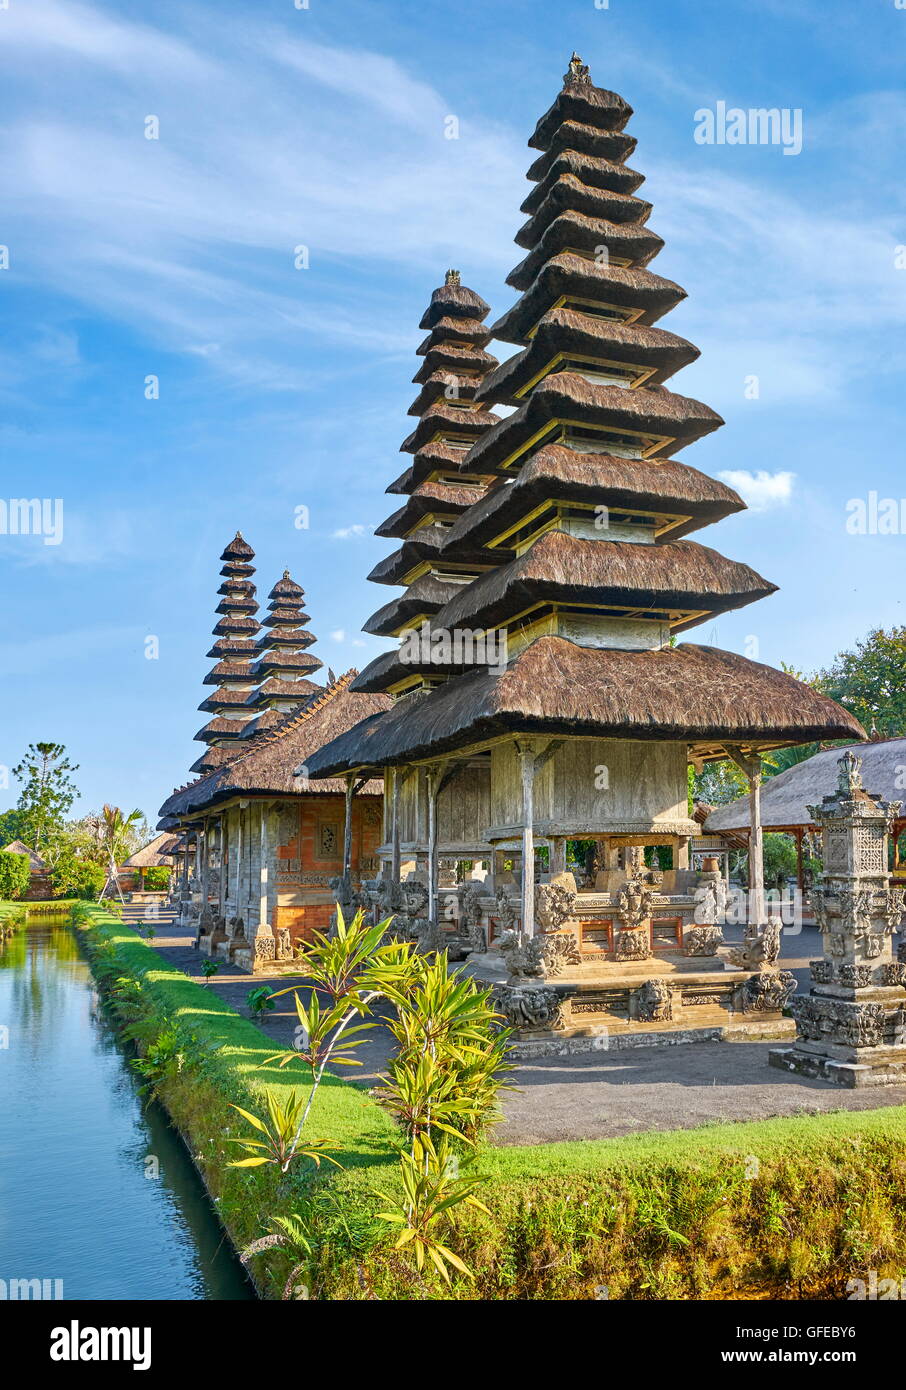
<box><xmin>125</xmin><ymin>905</ymin><xmax>906</xmax><ymax>1145</ymax></box>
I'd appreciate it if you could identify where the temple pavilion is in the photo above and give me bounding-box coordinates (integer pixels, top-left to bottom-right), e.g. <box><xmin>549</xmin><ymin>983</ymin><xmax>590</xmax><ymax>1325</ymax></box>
<box><xmin>158</xmin><ymin>534</ymin><xmax>387</xmax><ymax>970</ymax></box>
<box><xmin>304</xmin><ymin>55</ymin><xmax>863</xmax><ymax>988</ymax></box>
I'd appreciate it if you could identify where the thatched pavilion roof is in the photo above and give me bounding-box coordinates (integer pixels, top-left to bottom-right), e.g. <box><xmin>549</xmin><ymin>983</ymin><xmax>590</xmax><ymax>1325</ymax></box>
<box><xmin>362</xmin><ymin>572</ymin><xmax>470</xmax><ymax>637</ymax></box>
<box><xmin>521</xmin><ymin>150</ymin><xmax>645</xmax><ymax>211</ymax></box>
<box><xmin>305</xmin><ymin>639</ymin><xmax>865</xmax><ymax>774</ymax></box>
<box><xmin>159</xmin><ymin>672</ymin><xmax>389</xmax><ymax>823</ymax></box>
<box><xmin>2</xmin><ymin>839</ymin><xmax>48</xmax><ymax>872</ymax></box>
<box><xmin>122</xmin><ymin>832</ymin><xmax>180</xmax><ymax>869</ymax></box>
<box><xmin>704</xmin><ymin>737</ymin><xmax>906</xmax><ymax>833</ymax></box>
<box><xmin>508</xmin><ymin>212</ymin><xmax>662</xmax><ymax>289</ymax></box>
<box><xmin>528</xmin><ymin>118</ymin><xmax>636</xmax><ymax>165</ymax></box>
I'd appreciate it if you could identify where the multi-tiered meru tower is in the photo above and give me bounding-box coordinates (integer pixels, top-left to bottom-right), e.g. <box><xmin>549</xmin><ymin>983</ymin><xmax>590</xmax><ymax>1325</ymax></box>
<box><xmin>307</xmin><ymin>58</ymin><xmax>863</xmax><ymax>977</ymax></box>
<box><xmin>241</xmin><ymin>571</ymin><xmax>323</xmax><ymax>737</ymax></box>
<box><xmin>193</xmin><ymin>533</ymin><xmax>262</xmax><ymax>773</ymax></box>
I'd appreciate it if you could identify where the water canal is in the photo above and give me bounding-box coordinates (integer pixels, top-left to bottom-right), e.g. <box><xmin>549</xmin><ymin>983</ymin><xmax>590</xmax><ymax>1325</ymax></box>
<box><xmin>0</xmin><ymin>914</ymin><xmax>253</xmax><ymax>1300</ymax></box>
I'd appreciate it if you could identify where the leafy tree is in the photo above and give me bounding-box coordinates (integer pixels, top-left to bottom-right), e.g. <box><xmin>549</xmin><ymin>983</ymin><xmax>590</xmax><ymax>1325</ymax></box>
<box><xmin>816</xmin><ymin>626</ymin><xmax>906</xmax><ymax>737</ymax></box>
<box><xmin>0</xmin><ymin>808</ymin><xmax>25</xmax><ymax>845</ymax></box>
<box><xmin>87</xmin><ymin>804</ymin><xmax>144</xmax><ymax>900</ymax></box>
<box><xmin>12</xmin><ymin>743</ymin><xmax>80</xmax><ymax>852</ymax></box>
<box><xmin>0</xmin><ymin>849</ymin><xmax>30</xmax><ymax>900</ymax></box>
<box><xmin>48</xmin><ymin>845</ymin><xmax>106</xmax><ymax>900</ymax></box>
<box><xmin>142</xmin><ymin>866</ymin><xmax>171</xmax><ymax>891</ymax></box>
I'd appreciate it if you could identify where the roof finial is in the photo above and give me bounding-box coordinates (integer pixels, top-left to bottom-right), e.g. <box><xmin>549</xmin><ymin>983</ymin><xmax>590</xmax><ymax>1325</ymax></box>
<box><xmin>236</xmin><ymin>529</ymin><xmax>243</xmax><ymax>539</ymax></box>
<box><xmin>564</xmin><ymin>52</ymin><xmax>591</xmax><ymax>87</ymax></box>
<box><xmin>283</xmin><ymin>568</ymin><xmax>291</xmax><ymax>579</ymax></box>
<box><xmin>445</xmin><ymin>268</ymin><xmax>461</xmax><ymax>287</ymax></box>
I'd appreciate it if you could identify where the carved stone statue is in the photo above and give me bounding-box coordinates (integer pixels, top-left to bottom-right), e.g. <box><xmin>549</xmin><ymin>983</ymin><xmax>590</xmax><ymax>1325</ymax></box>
<box><xmin>684</xmin><ymin>924</ymin><xmax>724</xmax><ymax>957</ymax></box>
<box><xmin>460</xmin><ymin>882</ymin><xmax>486</xmax><ymax>954</ymax></box>
<box><xmin>493</xmin><ymin>983</ymin><xmax>565</xmax><ymax>1032</ymax></box>
<box><xmin>635</xmin><ymin>979</ymin><xmax>673</xmax><ymax>1023</ymax></box>
<box><xmin>739</xmin><ymin>970</ymin><xmax>796</xmax><ymax>1014</ymax></box>
<box><xmin>728</xmin><ymin>918</ymin><xmax>782</xmax><ymax>971</ymax></box>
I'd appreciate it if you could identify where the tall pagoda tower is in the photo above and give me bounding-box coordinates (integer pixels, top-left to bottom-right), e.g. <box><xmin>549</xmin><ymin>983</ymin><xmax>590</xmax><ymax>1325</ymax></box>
<box><xmin>193</xmin><ymin>533</ymin><xmax>261</xmax><ymax>774</ymax></box>
<box><xmin>240</xmin><ymin>571</ymin><xmax>323</xmax><ymax>737</ymax></box>
<box><xmin>361</xmin><ymin>270</ymin><xmax>502</xmax><ymax>680</ymax></box>
<box><xmin>306</xmin><ymin>57</ymin><xmax>863</xmax><ymax>939</ymax></box>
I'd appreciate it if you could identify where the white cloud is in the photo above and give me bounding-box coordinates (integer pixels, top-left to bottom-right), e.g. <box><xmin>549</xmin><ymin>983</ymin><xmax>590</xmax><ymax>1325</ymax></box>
<box><xmin>331</xmin><ymin>524</ymin><xmax>370</xmax><ymax>540</ymax></box>
<box><xmin>329</xmin><ymin>629</ymin><xmax>346</xmax><ymax>642</ymax></box>
<box><xmin>717</xmin><ymin>469</ymin><xmax>796</xmax><ymax>511</ymax></box>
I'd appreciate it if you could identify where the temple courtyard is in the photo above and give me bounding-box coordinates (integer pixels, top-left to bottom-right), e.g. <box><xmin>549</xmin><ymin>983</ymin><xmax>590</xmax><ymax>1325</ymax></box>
<box><xmin>126</xmin><ymin>904</ymin><xmax>906</xmax><ymax>1144</ymax></box>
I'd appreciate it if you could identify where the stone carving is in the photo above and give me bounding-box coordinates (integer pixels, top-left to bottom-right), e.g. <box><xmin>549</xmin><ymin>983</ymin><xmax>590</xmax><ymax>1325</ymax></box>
<box><xmin>460</xmin><ymin>882</ymin><xmax>486</xmax><ymax>953</ymax></box>
<box><xmin>495</xmin><ymin>889</ymin><xmax>518</xmax><ymax>933</ymax></box>
<box><xmin>253</xmin><ymin>932</ymin><xmax>277</xmax><ymax>964</ymax></box>
<box><xmin>635</xmin><ymin>979</ymin><xmax>673</xmax><ymax>1023</ymax></box>
<box><xmin>615</xmin><ymin>926</ymin><xmax>651</xmax><ymax>962</ymax></box>
<box><xmin>791</xmin><ymin>997</ymin><xmax>886</xmax><ymax>1049</ymax></box>
<box><xmin>328</xmin><ymin>874</ymin><xmax>371</xmax><ymax>935</ymax></box>
<box><xmin>899</xmin><ymin>939</ymin><xmax>906</xmax><ymax>965</ymax></box>
<box><xmin>838</xmin><ymin>963</ymin><xmax>873</xmax><ymax>990</ymax></box>
<box><xmin>882</xmin><ymin>962</ymin><xmax>906</xmax><ymax>987</ymax></box>
<box><xmin>534</xmin><ymin>876</ymin><xmax>578</xmax><ymax>931</ymax></box>
<box><xmin>493</xmin><ymin>984</ymin><xmax>565</xmax><ymax>1032</ymax></box>
<box><xmin>496</xmin><ymin>928</ymin><xmax>579</xmax><ymax>980</ymax></box>
<box><xmin>616</xmin><ymin>871</ymin><xmax>655</xmax><ymax>933</ymax></box>
<box><xmin>810</xmin><ymin>959</ymin><xmax>835</xmax><ymax>985</ymax></box>
<box><xmin>728</xmin><ymin>918</ymin><xmax>782</xmax><ymax>971</ymax></box>
<box><xmin>276</xmin><ymin>927</ymin><xmax>293</xmax><ymax>962</ymax></box>
<box><xmin>880</xmin><ymin>887</ymin><xmax>906</xmax><ymax>934</ymax></box>
<box><xmin>739</xmin><ymin>970</ymin><xmax>796</xmax><ymax>1014</ymax></box>
<box><xmin>540</xmin><ymin>930</ymin><xmax>582</xmax><ymax>977</ymax></box>
<box><xmin>684</xmin><ymin>925</ymin><xmax>724</xmax><ymax>957</ymax></box>
<box><xmin>564</xmin><ymin>52</ymin><xmax>591</xmax><ymax>87</ymax></box>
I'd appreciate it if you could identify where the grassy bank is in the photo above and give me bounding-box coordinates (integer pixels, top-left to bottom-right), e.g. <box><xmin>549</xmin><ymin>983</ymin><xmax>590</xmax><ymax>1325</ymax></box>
<box><xmin>70</xmin><ymin>903</ymin><xmax>906</xmax><ymax>1300</ymax></box>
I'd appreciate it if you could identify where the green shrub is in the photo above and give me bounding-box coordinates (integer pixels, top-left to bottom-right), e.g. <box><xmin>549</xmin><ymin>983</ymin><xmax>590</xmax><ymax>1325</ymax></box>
<box><xmin>143</xmin><ymin>866</ymin><xmax>171</xmax><ymax>891</ymax></box>
<box><xmin>0</xmin><ymin>849</ymin><xmax>30</xmax><ymax>901</ymax></box>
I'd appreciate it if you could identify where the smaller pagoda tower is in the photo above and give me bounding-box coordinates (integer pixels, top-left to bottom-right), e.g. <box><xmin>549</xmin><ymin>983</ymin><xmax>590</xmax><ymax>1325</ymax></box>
<box><xmin>241</xmin><ymin>571</ymin><xmax>324</xmax><ymax>737</ymax></box>
<box><xmin>360</xmin><ymin>270</ymin><xmax>502</xmax><ymax>692</ymax></box>
<box><xmin>192</xmin><ymin>533</ymin><xmax>261</xmax><ymax>773</ymax></box>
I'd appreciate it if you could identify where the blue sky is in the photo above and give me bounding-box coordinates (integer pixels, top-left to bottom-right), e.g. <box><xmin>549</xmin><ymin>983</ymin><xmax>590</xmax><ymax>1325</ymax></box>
<box><xmin>1</xmin><ymin>0</ymin><xmax>905</xmax><ymax>821</ymax></box>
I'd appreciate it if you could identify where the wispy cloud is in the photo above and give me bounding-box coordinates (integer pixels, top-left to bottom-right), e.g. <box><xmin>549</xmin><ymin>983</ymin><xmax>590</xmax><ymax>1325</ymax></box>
<box><xmin>717</xmin><ymin>469</ymin><xmax>796</xmax><ymax>511</ymax></box>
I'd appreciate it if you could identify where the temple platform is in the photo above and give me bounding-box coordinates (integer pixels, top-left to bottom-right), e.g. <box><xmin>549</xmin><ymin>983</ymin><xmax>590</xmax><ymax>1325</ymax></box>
<box><xmin>769</xmin><ymin>1044</ymin><xmax>906</xmax><ymax>1088</ymax></box>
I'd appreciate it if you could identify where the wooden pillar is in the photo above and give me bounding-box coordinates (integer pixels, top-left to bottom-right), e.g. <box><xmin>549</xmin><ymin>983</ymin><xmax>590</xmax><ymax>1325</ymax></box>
<box><xmin>517</xmin><ymin>744</ymin><xmax>536</xmax><ymax>939</ymax></box>
<box><xmin>727</xmin><ymin>748</ymin><xmax>765</xmax><ymax>925</ymax></box>
<box><xmin>391</xmin><ymin>769</ymin><xmax>401</xmax><ymax>883</ymax></box>
<box><xmin>194</xmin><ymin>831</ymin><xmax>202</xmax><ymax>886</ymax></box>
<box><xmin>343</xmin><ymin>773</ymin><xmax>355</xmax><ymax>879</ymax></box>
<box><xmin>219</xmin><ymin>816</ymin><xmax>228</xmax><ymax>914</ymax></box>
<box><xmin>426</xmin><ymin>765</ymin><xmax>439</xmax><ymax>923</ymax></box>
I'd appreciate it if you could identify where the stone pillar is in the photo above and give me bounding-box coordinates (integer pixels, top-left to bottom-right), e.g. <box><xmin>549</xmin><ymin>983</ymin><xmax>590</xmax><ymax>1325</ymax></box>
<box><xmin>770</xmin><ymin>752</ymin><xmax>906</xmax><ymax>1086</ymax></box>
<box><xmin>517</xmin><ymin>743</ymin><xmax>536</xmax><ymax>939</ymax></box>
<box><xmin>251</xmin><ymin>803</ymin><xmax>277</xmax><ymax>971</ymax></box>
<box><xmin>549</xmin><ymin>838</ymin><xmax>567</xmax><ymax>876</ymax></box>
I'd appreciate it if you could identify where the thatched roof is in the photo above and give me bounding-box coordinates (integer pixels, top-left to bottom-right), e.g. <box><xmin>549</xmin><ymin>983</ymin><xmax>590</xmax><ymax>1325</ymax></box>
<box><xmin>122</xmin><ymin>832</ymin><xmax>179</xmax><ymax>869</ymax></box>
<box><xmin>418</xmin><ymin>282</ymin><xmax>490</xmax><ymax>331</ymax></box>
<box><xmin>215</xmin><ymin>595</ymin><xmax>257</xmax><ymax>615</ymax></box>
<box><xmin>413</xmin><ymin>343</ymin><xmax>497</xmax><ymax>384</ymax></box>
<box><xmin>375</xmin><ymin>482</ymin><xmax>488</xmax><ymax>539</ymax></box>
<box><xmin>159</xmin><ymin>672</ymin><xmax>389</xmax><ymax>823</ymax></box>
<box><xmin>704</xmin><ymin>737</ymin><xmax>906</xmax><ymax>833</ymax></box>
<box><xmin>363</xmin><ymin>572</ymin><xmax>472</xmax><ymax>636</ymax></box>
<box><xmin>493</xmin><ymin>254</ymin><xmax>686</xmax><ymax>344</ymax></box>
<box><xmin>213</xmin><ymin>614</ymin><xmax>258</xmax><ymax>635</ymax></box>
<box><xmin>199</xmin><ymin>687</ymin><xmax>256</xmax><ymax>713</ymax></box>
<box><xmin>400</xmin><ymin>402</ymin><xmax>500</xmax><ymax>455</ymax></box>
<box><xmin>530</xmin><ymin>80</ymin><xmax>633</xmax><ymax>151</ymax></box>
<box><xmin>522</xmin><ymin>150</ymin><xmax>645</xmax><ymax>214</ymax></box>
<box><xmin>2</xmin><ymin>839</ymin><xmax>48</xmax><ymax>871</ymax></box>
<box><xmin>252</xmin><ymin>651</ymin><xmax>322</xmax><ymax>675</ymax></box>
<box><xmin>386</xmin><ymin>442</ymin><xmax>493</xmax><ymax>495</ymax></box>
<box><xmin>475</xmin><ymin>309</ymin><xmax>699</xmax><ymax>404</ymax></box>
<box><xmin>203</xmin><ymin>659</ymin><xmax>258</xmax><ymax>684</ymax></box>
<box><xmin>462</xmin><ymin>373</ymin><xmax>722</xmax><ymax>472</ymax></box>
<box><xmin>367</xmin><ymin>530</ymin><xmax>496</xmax><ymax>586</ymax></box>
<box><xmin>437</xmin><ymin>447</ymin><xmax>745</xmax><ymax>551</ymax></box>
<box><xmin>416</xmin><ymin>317</ymin><xmax>492</xmax><ymax>353</ymax></box>
<box><xmin>206</xmin><ymin>637</ymin><xmax>258</xmax><ymax>659</ymax></box>
<box><xmin>516</xmin><ymin>178</ymin><xmax>652</xmax><ymax>252</ymax></box>
<box><xmin>530</xmin><ymin>118</ymin><xmax>636</xmax><ymax>167</ymax></box>
<box><xmin>508</xmin><ymin>212</ymin><xmax>663</xmax><ymax>290</ymax></box>
<box><xmin>305</xmin><ymin>638</ymin><xmax>865</xmax><ymax>774</ymax></box>
<box><xmin>432</xmin><ymin>530</ymin><xmax>776</xmax><ymax>634</ymax></box>
<box><xmin>220</xmin><ymin>532</ymin><xmax>254</xmax><ymax>562</ymax></box>
<box><xmin>408</xmin><ymin>371</ymin><xmax>484</xmax><ymax>418</ymax></box>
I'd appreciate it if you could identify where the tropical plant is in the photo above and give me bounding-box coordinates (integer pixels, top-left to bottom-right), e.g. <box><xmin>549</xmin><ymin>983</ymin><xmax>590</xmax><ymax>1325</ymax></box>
<box><xmin>130</xmin><ymin>1025</ymin><xmax>186</xmax><ymax>1093</ymax></box>
<box><xmin>0</xmin><ymin>849</ymin><xmax>30</xmax><ymax>901</ymax></box>
<box><xmin>246</xmin><ymin>986</ymin><xmax>276</xmax><ymax>1019</ymax></box>
<box><xmin>88</xmin><ymin>804</ymin><xmax>144</xmax><ymax>902</ymax></box>
<box><xmin>200</xmin><ymin>958</ymin><xmax>220</xmax><ymax>981</ymax></box>
<box><xmin>227</xmin><ymin>1092</ymin><xmax>342</xmax><ymax>1172</ymax></box>
<box><xmin>142</xmin><ymin>866</ymin><xmax>171</xmax><ymax>891</ymax></box>
<box><xmin>375</xmin><ymin>1133</ymin><xmax>490</xmax><ymax>1284</ymax></box>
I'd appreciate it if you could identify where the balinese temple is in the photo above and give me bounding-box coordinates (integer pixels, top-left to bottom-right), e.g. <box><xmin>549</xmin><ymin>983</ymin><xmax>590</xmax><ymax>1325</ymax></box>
<box><xmin>158</xmin><ymin>535</ymin><xmax>389</xmax><ymax>971</ymax></box>
<box><xmin>304</xmin><ymin>56</ymin><xmax>864</xmax><ymax>1041</ymax></box>
<box><xmin>193</xmin><ymin>533</ymin><xmax>261</xmax><ymax>774</ymax></box>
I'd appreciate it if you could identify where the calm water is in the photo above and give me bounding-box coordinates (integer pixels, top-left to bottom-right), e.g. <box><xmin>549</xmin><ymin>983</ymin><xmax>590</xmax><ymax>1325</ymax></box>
<box><xmin>0</xmin><ymin>918</ymin><xmax>254</xmax><ymax>1300</ymax></box>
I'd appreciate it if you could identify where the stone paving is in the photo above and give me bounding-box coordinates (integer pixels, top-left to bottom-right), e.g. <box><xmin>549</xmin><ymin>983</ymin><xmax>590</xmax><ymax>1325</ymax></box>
<box><xmin>125</xmin><ymin>904</ymin><xmax>906</xmax><ymax>1145</ymax></box>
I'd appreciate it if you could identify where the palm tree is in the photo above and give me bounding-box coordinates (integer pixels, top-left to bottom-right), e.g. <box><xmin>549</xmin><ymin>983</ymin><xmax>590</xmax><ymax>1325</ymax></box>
<box><xmin>92</xmin><ymin>804</ymin><xmax>144</xmax><ymax>902</ymax></box>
